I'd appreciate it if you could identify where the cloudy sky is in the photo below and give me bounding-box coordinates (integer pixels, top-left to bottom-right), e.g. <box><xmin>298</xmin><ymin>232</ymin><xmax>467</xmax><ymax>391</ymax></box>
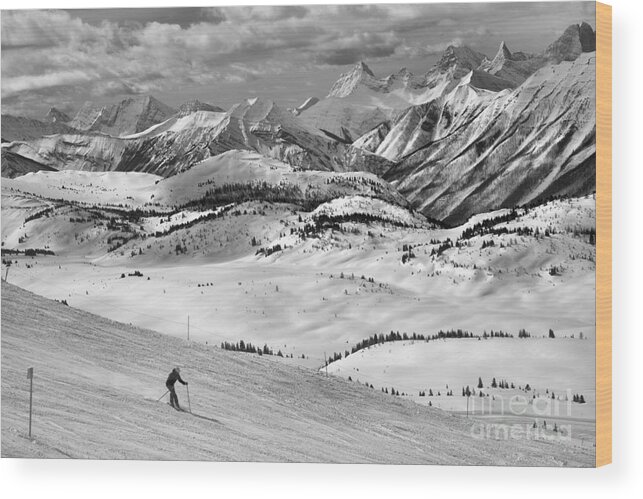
<box><xmin>1</xmin><ymin>2</ymin><xmax>595</xmax><ymax>117</ymax></box>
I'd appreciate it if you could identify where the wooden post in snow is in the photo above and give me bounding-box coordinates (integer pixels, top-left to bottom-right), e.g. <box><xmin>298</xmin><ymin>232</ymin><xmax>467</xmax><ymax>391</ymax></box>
<box><xmin>27</xmin><ymin>367</ymin><xmax>34</xmax><ymax>438</ymax></box>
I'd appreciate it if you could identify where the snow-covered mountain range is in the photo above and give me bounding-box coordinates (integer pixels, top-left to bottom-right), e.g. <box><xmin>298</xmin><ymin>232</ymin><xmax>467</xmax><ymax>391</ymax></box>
<box><xmin>1</xmin><ymin>22</ymin><xmax>596</xmax><ymax>226</ymax></box>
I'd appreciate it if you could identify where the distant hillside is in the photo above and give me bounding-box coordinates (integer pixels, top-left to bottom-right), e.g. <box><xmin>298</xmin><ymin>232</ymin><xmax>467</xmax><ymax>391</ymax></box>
<box><xmin>1</xmin><ymin>150</ymin><xmax>57</xmax><ymax>178</ymax></box>
<box><xmin>4</xmin><ymin>100</ymin><xmax>395</xmax><ymax>177</ymax></box>
<box><xmin>1</xmin><ymin>282</ymin><xmax>593</xmax><ymax>465</ymax></box>
<box><xmin>1</xmin><ymin>114</ymin><xmax>79</xmax><ymax>142</ymax></box>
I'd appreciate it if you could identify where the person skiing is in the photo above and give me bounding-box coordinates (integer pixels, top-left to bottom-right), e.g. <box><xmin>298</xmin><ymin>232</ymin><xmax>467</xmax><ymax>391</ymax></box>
<box><xmin>166</xmin><ymin>367</ymin><xmax>187</xmax><ymax>410</ymax></box>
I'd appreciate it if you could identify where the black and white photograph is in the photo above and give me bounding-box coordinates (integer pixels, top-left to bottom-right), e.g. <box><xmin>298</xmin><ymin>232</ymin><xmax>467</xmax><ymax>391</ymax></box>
<box><xmin>1</xmin><ymin>1</ymin><xmax>599</xmax><ymax>466</ymax></box>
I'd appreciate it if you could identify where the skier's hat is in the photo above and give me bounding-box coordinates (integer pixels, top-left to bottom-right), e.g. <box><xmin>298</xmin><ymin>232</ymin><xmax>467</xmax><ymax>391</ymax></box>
<box><xmin>175</xmin><ymin>367</ymin><xmax>181</xmax><ymax>373</ymax></box>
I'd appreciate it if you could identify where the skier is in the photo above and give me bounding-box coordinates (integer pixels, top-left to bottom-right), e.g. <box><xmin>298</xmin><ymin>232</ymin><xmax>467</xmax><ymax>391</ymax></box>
<box><xmin>166</xmin><ymin>367</ymin><xmax>188</xmax><ymax>410</ymax></box>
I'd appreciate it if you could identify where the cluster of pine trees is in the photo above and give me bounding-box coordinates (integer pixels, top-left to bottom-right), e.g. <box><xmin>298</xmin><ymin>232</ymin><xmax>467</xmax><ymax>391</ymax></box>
<box><xmin>459</xmin><ymin>210</ymin><xmax>521</xmax><ymax>240</ymax></box>
<box><xmin>107</xmin><ymin>234</ymin><xmax>136</xmax><ymax>253</ymax></box>
<box><xmin>220</xmin><ymin>340</ymin><xmax>284</xmax><ymax>358</ymax></box>
<box><xmin>419</xmin><ymin>389</ymin><xmax>451</xmax><ymax>397</ymax></box>
<box><xmin>255</xmin><ymin>243</ymin><xmax>283</xmax><ymax>257</ymax></box>
<box><xmin>490</xmin><ymin>378</ymin><xmax>515</xmax><ymax>389</ymax></box>
<box><xmin>481</xmin><ymin>330</ymin><xmax>513</xmax><ymax>338</ymax></box>
<box><xmin>313</xmin><ymin>212</ymin><xmax>415</xmax><ymax>230</ymax></box>
<box><xmin>572</xmin><ymin>393</ymin><xmax>586</xmax><ymax>404</ymax></box>
<box><xmin>401</xmin><ymin>244</ymin><xmax>416</xmax><ymax>264</ymax></box>
<box><xmin>25</xmin><ymin>207</ymin><xmax>55</xmax><ymax>223</ymax></box>
<box><xmin>325</xmin><ymin>328</ymin><xmax>482</xmax><ymax>367</ymax></box>
<box><xmin>153</xmin><ymin>205</ymin><xmax>234</xmax><ymax>238</ymax></box>
<box><xmin>1</xmin><ymin>248</ymin><xmax>55</xmax><ymax>257</ymax></box>
<box><xmin>382</xmin><ymin>387</ymin><xmax>405</xmax><ymax>396</ymax></box>
<box><xmin>186</xmin><ymin>181</ymin><xmax>325</xmax><ymax>212</ymax></box>
<box><xmin>430</xmin><ymin>239</ymin><xmax>453</xmax><ymax>257</ymax></box>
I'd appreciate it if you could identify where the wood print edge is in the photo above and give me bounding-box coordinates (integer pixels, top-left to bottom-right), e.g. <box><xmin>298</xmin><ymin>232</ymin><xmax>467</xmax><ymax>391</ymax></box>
<box><xmin>596</xmin><ymin>1</ymin><xmax>612</xmax><ymax>468</ymax></box>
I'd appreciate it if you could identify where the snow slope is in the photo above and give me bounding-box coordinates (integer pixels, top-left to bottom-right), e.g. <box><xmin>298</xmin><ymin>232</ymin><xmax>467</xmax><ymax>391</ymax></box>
<box><xmin>1</xmin><ymin>150</ymin><xmax>406</xmax><ymax>211</ymax></box>
<box><xmin>0</xmin><ymin>282</ymin><xmax>593</xmax><ymax>465</ymax></box>
<box><xmin>327</xmin><ymin>337</ymin><xmax>595</xmax><ymax>446</ymax></box>
<box><xmin>1</xmin><ymin>188</ymin><xmax>595</xmax><ymax>364</ymax></box>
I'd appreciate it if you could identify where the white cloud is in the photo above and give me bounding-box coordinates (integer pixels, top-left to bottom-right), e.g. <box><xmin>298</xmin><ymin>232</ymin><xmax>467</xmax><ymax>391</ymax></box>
<box><xmin>395</xmin><ymin>39</ymin><xmax>464</xmax><ymax>58</ymax></box>
<box><xmin>2</xmin><ymin>69</ymin><xmax>99</xmax><ymax>98</ymax></box>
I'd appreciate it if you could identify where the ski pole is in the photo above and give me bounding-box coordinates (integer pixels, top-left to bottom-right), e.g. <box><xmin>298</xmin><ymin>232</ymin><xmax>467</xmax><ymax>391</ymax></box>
<box><xmin>156</xmin><ymin>390</ymin><xmax>169</xmax><ymax>402</ymax></box>
<box><xmin>186</xmin><ymin>385</ymin><xmax>192</xmax><ymax>413</ymax></box>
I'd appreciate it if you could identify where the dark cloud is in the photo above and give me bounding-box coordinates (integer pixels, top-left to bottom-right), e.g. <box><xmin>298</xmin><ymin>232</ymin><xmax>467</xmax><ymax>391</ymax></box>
<box><xmin>66</xmin><ymin>7</ymin><xmax>217</xmax><ymax>28</ymax></box>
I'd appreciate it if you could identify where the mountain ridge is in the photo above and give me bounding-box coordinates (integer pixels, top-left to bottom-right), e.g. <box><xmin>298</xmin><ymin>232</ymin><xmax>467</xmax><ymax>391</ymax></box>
<box><xmin>69</xmin><ymin>95</ymin><xmax>177</xmax><ymax>137</ymax></box>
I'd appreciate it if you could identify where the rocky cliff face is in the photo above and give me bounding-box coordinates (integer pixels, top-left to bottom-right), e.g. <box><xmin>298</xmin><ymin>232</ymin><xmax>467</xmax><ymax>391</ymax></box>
<box><xmin>386</xmin><ymin>52</ymin><xmax>596</xmax><ymax>225</ymax></box>
<box><xmin>1</xmin><ymin>150</ymin><xmax>57</xmax><ymax>178</ymax></box>
<box><xmin>477</xmin><ymin>41</ymin><xmax>546</xmax><ymax>86</ymax></box>
<box><xmin>45</xmin><ymin>107</ymin><xmax>71</xmax><ymax>124</ymax></box>
<box><xmin>545</xmin><ymin>22</ymin><xmax>596</xmax><ymax>62</ymax></box>
<box><xmin>69</xmin><ymin>96</ymin><xmax>176</xmax><ymax>137</ymax></box>
<box><xmin>176</xmin><ymin>99</ymin><xmax>224</xmax><ymax>117</ymax></box>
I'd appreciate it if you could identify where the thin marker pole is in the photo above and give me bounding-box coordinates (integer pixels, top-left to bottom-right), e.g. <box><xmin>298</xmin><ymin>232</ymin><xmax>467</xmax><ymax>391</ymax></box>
<box><xmin>27</xmin><ymin>367</ymin><xmax>34</xmax><ymax>438</ymax></box>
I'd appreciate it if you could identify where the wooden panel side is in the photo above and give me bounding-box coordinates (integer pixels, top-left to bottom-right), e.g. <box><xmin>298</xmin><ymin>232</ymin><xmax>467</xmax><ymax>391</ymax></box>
<box><xmin>596</xmin><ymin>1</ymin><xmax>612</xmax><ymax>468</ymax></box>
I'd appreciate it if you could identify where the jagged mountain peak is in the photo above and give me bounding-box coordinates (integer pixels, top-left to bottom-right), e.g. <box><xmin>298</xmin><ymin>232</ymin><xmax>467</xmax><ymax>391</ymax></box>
<box><xmin>176</xmin><ymin>99</ymin><xmax>224</xmax><ymax>117</ymax></box>
<box><xmin>326</xmin><ymin>61</ymin><xmax>427</xmax><ymax>101</ymax></box>
<box><xmin>435</xmin><ymin>45</ymin><xmax>488</xmax><ymax>73</ymax></box>
<box><xmin>578</xmin><ymin>22</ymin><xmax>596</xmax><ymax>52</ymax></box>
<box><xmin>327</xmin><ymin>61</ymin><xmax>378</xmax><ymax>98</ymax></box>
<box><xmin>545</xmin><ymin>22</ymin><xmax>596</xmax><ymax>62</ymax></box>
<box><xmin>45</xmin><ymin>107</ymin><xmax>71</xmax><ymax>124</ymax></box>
<box><xmin>497</xmin><ymin>41</ymin><xmax>512</xmax><ymax>60</ymax></box>
<box><xmin>354</xmin><ymin>60</ymin><xmax>375</xmax><ymax>76</ymax></box>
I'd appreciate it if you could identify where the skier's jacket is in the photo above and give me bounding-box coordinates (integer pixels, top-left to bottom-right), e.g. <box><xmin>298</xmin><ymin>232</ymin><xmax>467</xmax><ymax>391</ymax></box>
<box><xmin>166</xmin><ymin>369</ymin><xmax>187</xmax><ymax>388</ymax></box>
